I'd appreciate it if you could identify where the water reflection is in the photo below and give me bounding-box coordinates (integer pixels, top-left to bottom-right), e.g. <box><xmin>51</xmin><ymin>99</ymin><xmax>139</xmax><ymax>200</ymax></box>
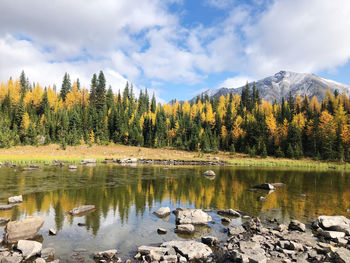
<box><xmin>0</xmin><ymin>165</ymin><xmax>349</xmax><ymax>259</ymax></box>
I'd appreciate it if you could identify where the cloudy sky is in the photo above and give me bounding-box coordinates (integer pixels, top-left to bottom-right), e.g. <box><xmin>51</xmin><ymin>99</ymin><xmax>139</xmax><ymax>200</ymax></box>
<box><xmin>1</xmin><ymin>0</ymin><xmax>350</xmax><ymax>101</ymax></box>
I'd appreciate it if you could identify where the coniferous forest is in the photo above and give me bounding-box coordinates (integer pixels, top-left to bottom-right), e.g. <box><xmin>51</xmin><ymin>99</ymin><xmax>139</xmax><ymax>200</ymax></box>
<box><xmin>0</xmin><ymin>70</ymin><xmax>349</xmax><ymax>162</ymax></box>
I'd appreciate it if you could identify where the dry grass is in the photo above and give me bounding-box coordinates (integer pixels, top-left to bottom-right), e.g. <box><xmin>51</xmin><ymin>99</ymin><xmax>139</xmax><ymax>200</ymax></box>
<box><xmin>0</xmin><ymin>144</ymin><xmax>349</xmax><ymax>170</ymax></box>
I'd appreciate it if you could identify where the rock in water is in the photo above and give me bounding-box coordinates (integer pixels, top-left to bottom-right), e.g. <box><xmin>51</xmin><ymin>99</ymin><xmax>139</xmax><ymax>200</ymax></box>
<box><xmin>175</xmin><ymin>209</ymin><xmax>212</xmax><ymax>224</ymax></box>
<box><xmin>203</xmin><ymin>170</ymin><xmax>215</xmax><ymax>176</ymax></box>
<box><xmin>317</xmin><ymin>215</ymin><xmax>350</xmax><ymax>233</ymax></box>
<box><xmin>253</xmin><ymin>183</ymin><xmax>275</xmax><ymax>190</ymax></box>
<box><xmin>175</xmin><ymin>224</ymin><xmax>195</xmax><ymax>234</ymax></box>
<box><xmin>218</xmin><ymin>209</ymin><xmax>241</xmax><ymax>217</ymax></box>
<box><xmin>69</xmin><ymin>205</ymin><xmax>95</xmax><ymax>216</ymax></box>
<box><xmin>68</xmin><ymin>165</ymin><xmax>77</xmax><ymax>170</ymax></box>
<box><xmin>153</xmin><ymin>207</ymin><xmax>171</xmax><ymax>218</ymax></box>
<box><xmin>0</xmin><ymin>204</ymin><xmax>15</xmax><ymax>210</ymax></box>
<box><xmin>49</xmin><ymin>228</ymin><xmax>56</xmax><ymax>235</ymax></box>
<box><xmin>0</xmin><ymin>217</ymin><xmax>10</xmax><ymax>224</ymax></box>
<box><xmin>201</xmin><ymin>236</ymin><xmax>218</xmax><ymax>246</ymax></box>
<box><xmin>17</xmin><ymin>240</ymin><xmax>42</xmax><ymax>259</ymax></box>
<box><xmin>161</xmin><ymin>240</ymin><xmax>212</xmax><ymax>261</ymax></box>
<box><xmin>8</xmin><ymin>195</ymin><xmax>23</xmax><ymax>204</ymax></box>
<box><xmin>157</xmin><ymin>228</ymin><xmax>167</xmax><ymax>234</ymax></box>
<box><xmin>5</xmin><ymin>217</ymin><xmax>44</xmax><ymax>243</ymax></box>
<box><xmin>40</xmin><ymin>247</ymin><xmax>55</xmax><ymax>260</ymax></box>
<box><xmin>94</xmin><ymin>249</ymin><xmax>118</xmax><ymax>260</ymax></box>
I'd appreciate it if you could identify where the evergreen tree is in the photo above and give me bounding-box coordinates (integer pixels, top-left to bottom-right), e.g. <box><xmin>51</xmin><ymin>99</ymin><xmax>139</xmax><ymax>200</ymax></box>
<box><xmin>60</xmin><ymin>73</ymin><xmax>71</xmax><ymax>101</ymax></box>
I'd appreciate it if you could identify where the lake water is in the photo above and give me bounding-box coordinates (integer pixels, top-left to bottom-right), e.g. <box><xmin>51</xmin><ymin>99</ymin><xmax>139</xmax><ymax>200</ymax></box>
<box><xmin>0</xmin><ymin>165</ymin><xmax>349</xmax><ymax>261</ymax></box>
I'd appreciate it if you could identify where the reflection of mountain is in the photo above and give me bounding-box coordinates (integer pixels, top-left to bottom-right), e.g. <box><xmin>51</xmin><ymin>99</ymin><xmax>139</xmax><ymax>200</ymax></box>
<box><xmin>0</xmin><ymin>166</ymin><xmax>350</xmax><ymax>235</ymax></box>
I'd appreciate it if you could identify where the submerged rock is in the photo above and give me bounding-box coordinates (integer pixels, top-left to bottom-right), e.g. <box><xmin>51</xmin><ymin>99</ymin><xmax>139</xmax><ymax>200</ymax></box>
<box><xmin>175</xmin><ymin>209</ymin><xmax>212</xmax><ymax>225</ymax></box>
<box><xmin>17</xmin><ymin>240</ymin><xmax>42</xmax><ymax>260</ymax></box>
<box><xmin>175</xmin><ymin>224</ymin><xmax>195</xmax><ymax>234</ymax></box>
<box><xmin>5</xmin><ymin>216</ymin><xmax>44</xmax><ymax>243</ymax></box>
<box><xmin>217</xmin><ymin>209</ymin><xmax>241</xmax><ymax>217</ymax></box>
<box><xmin>253</xmin><ymin>183</ymin><xmax>275</xmax><ymax>190</ymax></box>
<box><xmin>68</xmin><ymin>205</ymin><xmax>95</xmax><ymax>216</ymax></box>
<box><xmin>161</xmin><ymin>240</ymin><xmax>212</xmax><ymax>260</ymax></box>
<box><xmin>153</xmin><ymin>207</ymin><xmax>171</xmax><ymax>218</ymax></box>
<box><xmin>40</xmin><ymin>247</ymin><xmax>55</xmax><ymax>260</ymax></box>
<box><xmin>8</xmin><ymin>195</ymin><xmax>23</xmax><ymax>204</ymax></box>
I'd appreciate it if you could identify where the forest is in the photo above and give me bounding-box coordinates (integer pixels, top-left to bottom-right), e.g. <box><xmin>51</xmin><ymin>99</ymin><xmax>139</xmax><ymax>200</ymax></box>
<box><xmin>0</xmin><ymin>70</ymin><xmax>349</xmax><ymax>162</ymax></box>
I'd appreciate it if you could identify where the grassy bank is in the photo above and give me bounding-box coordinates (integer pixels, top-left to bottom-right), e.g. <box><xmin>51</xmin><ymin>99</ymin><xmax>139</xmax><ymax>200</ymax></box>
<box><xmin>0</xmin><ymin>144</ymin><xmax>349</xmax><ymax>170</ymax></box>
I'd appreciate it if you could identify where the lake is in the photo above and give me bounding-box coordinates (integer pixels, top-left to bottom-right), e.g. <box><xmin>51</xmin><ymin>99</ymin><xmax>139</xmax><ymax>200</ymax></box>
<box><xmin>0</xmin><ymin>165</ymin><xmax>349</xmax><ymax>261</ymax></box>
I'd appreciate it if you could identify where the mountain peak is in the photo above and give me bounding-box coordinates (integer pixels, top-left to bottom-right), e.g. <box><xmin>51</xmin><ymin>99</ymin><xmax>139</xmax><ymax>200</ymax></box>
<box><xmin>195</xmin><ymin>71</ymin><xmax>350</xmax><ymax>102</ymax></box>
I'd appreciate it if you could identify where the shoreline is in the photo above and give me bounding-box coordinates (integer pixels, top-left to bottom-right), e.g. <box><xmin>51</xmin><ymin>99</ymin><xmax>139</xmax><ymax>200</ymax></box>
<box><xmin>0</xmin><ymin>144</ymin><xmax>349</xmax><ymax>170</ymax></box>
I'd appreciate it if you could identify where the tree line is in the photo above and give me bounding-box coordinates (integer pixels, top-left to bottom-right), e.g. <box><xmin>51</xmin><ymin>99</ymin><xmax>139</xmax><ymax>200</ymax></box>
<box><xmin>0</xmin><ymin>70</ymin><xmax>349</xmax><ymax>161</ymax></box>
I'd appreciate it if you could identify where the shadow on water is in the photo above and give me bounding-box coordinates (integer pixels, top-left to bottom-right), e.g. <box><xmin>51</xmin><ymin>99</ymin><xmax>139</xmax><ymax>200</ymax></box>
<box><xmin>0</xmin><ymin>165</ymin><xmax>349</xmax><ymax>260</ymax></box>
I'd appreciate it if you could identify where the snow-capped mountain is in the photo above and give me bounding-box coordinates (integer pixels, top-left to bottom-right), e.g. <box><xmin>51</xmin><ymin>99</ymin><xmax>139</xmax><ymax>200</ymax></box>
<box><xmin>197</xmin><ymin>71</ymin><xmax>350</xmax><ymax>102</ymax></box>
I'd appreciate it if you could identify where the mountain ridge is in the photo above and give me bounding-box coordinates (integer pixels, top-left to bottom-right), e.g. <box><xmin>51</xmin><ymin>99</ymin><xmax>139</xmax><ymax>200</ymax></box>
<box><xmin>196</xmin><ymin>71</ymin><xmax>350</xmax><ymax>102</ymax></box>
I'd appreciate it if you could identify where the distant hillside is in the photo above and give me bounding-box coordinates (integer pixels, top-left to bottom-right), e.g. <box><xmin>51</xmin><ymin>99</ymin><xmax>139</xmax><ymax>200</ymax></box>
<box><xmin>196</xmin><ymin>71</ymin><xmax>350</xmax><ymax>102</ymax></box>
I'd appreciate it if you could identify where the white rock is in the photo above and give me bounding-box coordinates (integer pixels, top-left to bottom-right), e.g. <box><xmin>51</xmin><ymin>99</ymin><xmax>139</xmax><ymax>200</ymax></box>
<box><xmin>153</xmin><ymin>207</ymin><xmax>171</xmax><ymax>218</ymax></box>
<box><xmin>175</xmin><ymin>224</ymin><xmax>195</xmax><ymax>234</ymax></box>
<box><xmin>161</xmin><ymin>240</ymin><xmax>212</xmax><ymax>260</ymax></box>
<box><xmin>8</xmin><ymin>195</ymin><xmax>23</xmax><ymax>204</ymax></box>
<box><xmin>69</xmin><ymin>205</ymin><xmax>95</xmax><ymax>215</ymax></box>
<box><xmin>5</xmin><ymin>216</ymin><xmax>44</xmax><ymax>243</ymax></box>
<box><xmin>175</xmin><ymin>209</ymin><xmax>212</xmax><ymax>224</ymax></box>
<box><xmin>17</xmin><ymin>240</ymin><xmax>42</xmax><ymax>259</ymax></box>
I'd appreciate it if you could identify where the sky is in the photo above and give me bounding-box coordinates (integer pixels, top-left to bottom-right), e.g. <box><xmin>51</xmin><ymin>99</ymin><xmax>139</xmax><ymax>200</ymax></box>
<box><xmin>1</xmin><ymin>0</ymin><xmax>350</xmax><ymax>102</ymax></box>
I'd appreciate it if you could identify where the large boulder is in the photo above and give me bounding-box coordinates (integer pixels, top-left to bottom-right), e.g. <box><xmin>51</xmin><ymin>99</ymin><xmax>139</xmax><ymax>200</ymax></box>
<box><xmin>317</xmin><ymin>216</ymin><xmax>350</xmax><ymax>233</ymax></box>
<box><xmin>5</xmin><ymin>217</ymin><xmax>44</xmax><ymax>243</ymax></box>
<box><xmin>161</xmin><ymin>240</ymin><xmax>212</xmax><ymax>261</ymax></box>
<box><xmin>17</xmin><ymin>240</ymin><xmax>42</xmax><ymax>259</ymax></box>
<box><xmin>153</xmin><ymin>207</ymin><xmax>171</xmax><ymax>218</ymax></box>
<box><xmin>175</xmin><ymin>209</ymin><xmax>212</xmax><ymax>225</ymax></box>
<box><xmin>69</xmin><ymin>205</ymin><xmax>95</xmax><ymax>216</ymax></box>
<box><xmin>8</xmin><ymin>195</ymin><xmax>23</xmax><ymax>204</ymax></box>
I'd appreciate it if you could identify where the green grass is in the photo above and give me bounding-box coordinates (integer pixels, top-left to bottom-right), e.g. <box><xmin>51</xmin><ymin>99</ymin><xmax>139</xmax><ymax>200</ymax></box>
<box><xmin>228</xmin><ymin>157</ymin><xmax>350</xmax><ymax>170</ymax></box>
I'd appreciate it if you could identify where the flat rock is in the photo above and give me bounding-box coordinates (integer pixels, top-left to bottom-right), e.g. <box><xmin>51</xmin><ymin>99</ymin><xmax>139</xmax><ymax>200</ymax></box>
<box><xmin>217</xmin><ymin>209</ymin><xmax>241</xmax><ymax>217</ymax></box>
<box><xmin>8</xmin><ymin>195</ymin><xmax>23</xmax><ymax>204</ymax></box>
<box><xmin>319</xmin><ymin>230</ymin><xmax>346</xmax><ymax>239</ymax></box>
<box><xmin>317</xmin><ymin>215</ymin><xmax>350</xmax><ymax>233</ymax></box>
<box><xmin>175</xmin><ymin>209</ymin><xmax>212</xmax><ymax>225</ymax></box>
<box><xmin>253</xmin><ymin>183</ymin><xmax>275</xmax><ymax>190</ymax></box>
<box><xmin>1</xmin><ymin>254</ymin><xmax>23</xmax><ymax>263</ymax></box>
<box><xmin>228</xmin><ymin>225</ymin><xmax>246</xmax><ymax>236</ymax></box>
<box><xmin>161</xmin><ymin>240</ymin><xmax>212</xmax><ymax>260</ymax></box>
<box><xmin>5</xmin><ymin>216</ymin><xmax>44</xmax><ymax>243</ymax></box>
<box><xmin>175</xmin><ymin>224</ymin><xmax>195</xmax><ymax>234</ymax></box>
<box><xmin>94</xmin><ymin>249</ymin><xmax>118</xmax><ymax>259</ymax></box>
<box><xmin>0</xmin><ymin>204</ymin><xmax>14</xmax><ymax>210</ymax></box>
<box><xmin>17</xmin><ymin>240</ymin><xmax>42</xmax><ymax>259</ymax></box>
<box><xmin>334</xmin><ymin>247</ymin><xmax>350</xmax><ymax>263</ymax></box>
<box><xmin>35</xmin><ymin>258</ymin><xmax>46</xmax><ymax>263</ymax></box>
<box><xmin>69</xmin><ymin>205</ymin><xmax>95</xmax><ymax>216</ymax></box>
<box><xmin>153</xmin><ymin>207</ymin><xmax>171</xmax><ymax>218</ymax></box>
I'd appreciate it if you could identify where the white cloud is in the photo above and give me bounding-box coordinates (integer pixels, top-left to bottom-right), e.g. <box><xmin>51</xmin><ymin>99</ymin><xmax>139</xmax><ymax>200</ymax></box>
<box><xmin>205</xmin><ymin>0</ymin><xmax>235</xmax><ymax>9</ymax></box>
<box><xmin>218</xmin><ymin>76</ymin><xmax>253</xmax><ymax>89</ymax></box>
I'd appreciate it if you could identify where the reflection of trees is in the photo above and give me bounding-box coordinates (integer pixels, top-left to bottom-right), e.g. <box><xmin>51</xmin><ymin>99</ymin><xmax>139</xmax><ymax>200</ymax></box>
<box><xmin>1</xmin><ymin>166</ymin><xmax>350</xmax><ymax>235</ymax></box>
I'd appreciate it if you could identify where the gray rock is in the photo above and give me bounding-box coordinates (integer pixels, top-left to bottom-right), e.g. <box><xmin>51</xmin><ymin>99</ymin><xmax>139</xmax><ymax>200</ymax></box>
<box><xmin>35</xmin><ymin>258</ymin><xmax>46</xmax><ymax>263</ymax></box>
<box><xmin>68</xmin><ymin>165</ymin><xmax>77</xmax><ymax>169</ymax></box>
<box><xmin>49</xmin><ymin>228</ymin><xmax>56</xmax><ymax>235</ymax></box>
<box><xmin>277</xmin><ymin>224</ymin><xmax>288</xmax><ymax>232</ymax></box>
<box><xmin>163</xmin><ymin>255</ymin><xmax>177</xmax><ymax>263</ymax></box>
<box><xmin>228</xmin><ymin>225</ymin><xmax>246</xmax><ymax>236</ymax></box>
<box><xmin>1</xmin><ymin>254</ymin><xmax>23</xmax><ymax>263</ymax></box>
<box><xmin>217</xmin><ymin>209</ymin><xmax>241</xmax><ymax>217</ymax></box>
<box><xmin>253</xmin><ymin>183</ymin><xmax>275</xmax><ymax>190</ymax></box>
<box><xmin>0</xmin><ymin>204</ymin><xmax>14</xmax><ymax>210</ymax></box>
<box><xmin>203</xmin><ymin>170</ymin><xmax>215</xmax><ymax>176</ymax></box>
<box><xmin>149</xmin><ymin>250</ymin><xmax>163</xmax><ymax>261</ymax></box>
<box><xmin>317</xmin><ymin>215</ymin><xmax>350</xmax><ymax>233</ymax></box>
<box><xmin>161</xmin><ymin>240</ymin><xmax>212</xmax><ymax>260</ymax></box>
<box><xmin>201</xmin><ymin>236</ymin><xmax>218</xmax><ymax>246</ymax></box>
<box><xmin>17</xmin><ymin>240</ymin><xmax>42</xmax><ymax>259</ymax></box>
<box><xmin>221</xmin><ymin>217</ymin><xmax>230</xmax><ymax>224</ymax></box>
<box><xmin>5</xmin><ymin>216</ymin><xmax>44</xmax><ymax>243</ymax></box>
<box><xmin>68</xmin><ymin>205</ymin><xmax>95</xmax><ymax>215</ymax></box>
<box><xmin>153</xmin><ymin>207</ymin><xmax>171</xmax><ymax>218</ymax></box>
<box><xmin>40</xmin><ymin>247</ymin><xmax>55</xmax><ymax>260</ymax></box>
<box><xmin>8</xmin><ymin>195</ymin><xmax>23</xmax><ymax>204</ymax></box>
<box><xmin>175</xmin><ymin>209</ymin><xmax>212</xmax><ymax>224</ymax></box>
<box><xmin>175</xmin><ymin>224</ymin><xmax>195</xmax><ymax>234</ymax></box>
<box><xmin>288</xmin><ymin>220</ymin><xmax>306</xmax><ymax>232</ymax></box>
<box><xmin>94</xmin><ymin>249</ymin><xmax>118</xmax><ymax>259</ymax></box>
<box><xmin>334</xmin><ymin>247</ymin><xmax>350</xmax><ymax>263</ymax></box>
<box><xmin>319</xmin><ymin>230</ymin><xmax>346</xmax><ymax>239</ymax></box>
<box><xmin>179</xmin><ymin>256</ymin><xmax>187</xmax><ymax>262</ymax></box>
